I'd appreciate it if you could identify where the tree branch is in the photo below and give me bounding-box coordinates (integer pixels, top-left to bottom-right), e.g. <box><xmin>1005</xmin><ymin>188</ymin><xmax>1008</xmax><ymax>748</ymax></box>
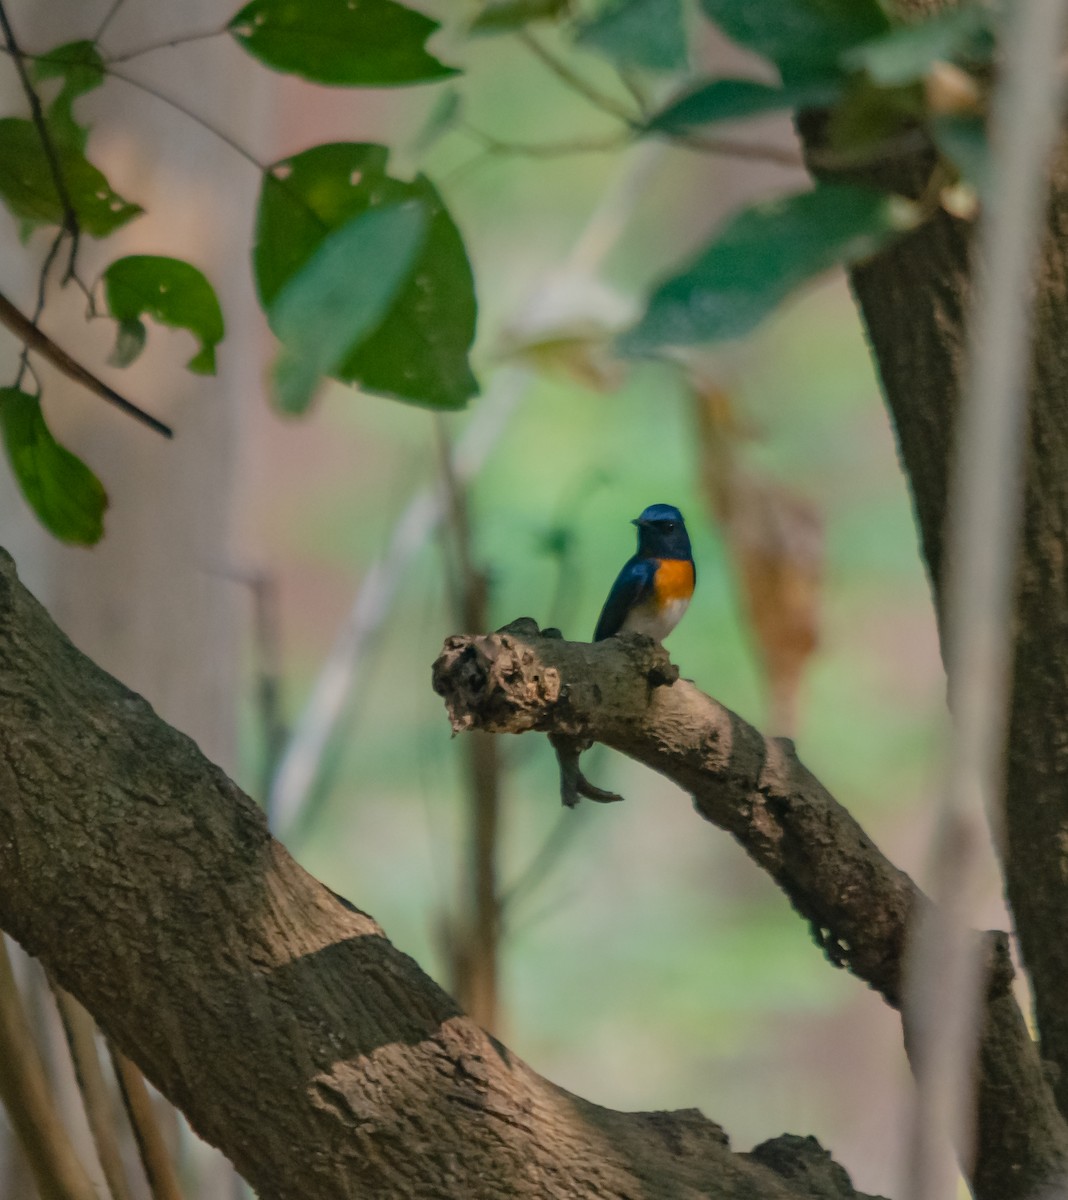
<box><xmin>0</xmin><ymin>547</ymin><xmax>880</xmax><ymax>1200</ymax></box>
<box><xmin>432</xmin><ymin>620</ymin><xmax>1068</xmax><ymax>1200</ymax></box>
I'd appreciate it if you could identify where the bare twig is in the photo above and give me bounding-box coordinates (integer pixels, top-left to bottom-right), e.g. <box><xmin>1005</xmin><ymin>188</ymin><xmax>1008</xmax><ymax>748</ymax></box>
<box><xmin>434</xmin><ymin>418</ymin><xmax>503</xmax><ymax>1033</ymax></box>
<box><xmin>108</xmin><ymin>1046</ymin><xmax>183</xmax><ymax>1200</ymax></box>
<box><xmin>0</xmin><ymin>290</ymin><xmax>173</xmax><ymax>437</ymax></box>
<box><xmin>92</xmin><ymin>0</ymin><xmax>127</xmax><ymax>43</ymax></box>
<box><xmin>103</xmin><ymin>67</ymin><xmax>268</xmax><ymax>173</ymax></box>
<box><xmin>904</xmin><ymin>2</ymin><xmax>1068</xmax><ymax>1198</ymax></box>
<box><xmin>0</xmin><ymin>938</ymin><xmax>99</xmax><ymax>1200</ymax></box>
<box><xmin>102</xmin><ymin>25</ymin><xmax>226</xmax><ymax>65</ymax></box>
<box><xmin>462</xmin><ymin>124</ymin><xmax>627</xmax><ymax>158</ymax></box>
<box><xmin>53</xmin><ymin>987</ymin><xmax>134</xmax><ymax>1200</ymax></box>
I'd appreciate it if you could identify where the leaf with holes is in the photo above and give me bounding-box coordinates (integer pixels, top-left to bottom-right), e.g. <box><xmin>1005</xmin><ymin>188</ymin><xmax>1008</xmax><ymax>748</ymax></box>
<box><xmin>698</xmin><ymin>0</ymin><xmax>889</xmax><ymax>85</ymax></box>
<box><xmin>269</xmin><ymin>202</ymin><xmax>428</xmax><ymax>414</ymax></box>
<box><xmin>254</xmin><ymin>142</ymin><xmax>478</xmax><ymax>409</ymax></box>
<box><xmin>229</xmin><ymin>0</ymin><xmax>457</xmax><ymax>85</ymax></box>
<box><xmin>648</xmin><ymin>77</ymin><xmax>839</xmax><ymax>131</ymax></box>
<box><xmin>0</xmin><ymin>118</ymin><xmax>141</xmax><ymax>236</ymax></box>
<box><xmin>622</xmin><ymin>183</ymin><xmax>915</xmax><ymax>351</ymax></box>
<box><xmin>576</xmin><ymin>0</ymin><xmax>686</xmax><ymax>72</ymax></box>
<box><xmin>102</xmin><ymin>256</ymin><xmax>225</xmax><ymax>374</ymax></box>
<box><xmin>0</xmin><ymin>388</ymin><xmax>108</xmax><ymax>544</ymax></box>
<box><xmin>32</xmin><ymin>39</ymin><xmax>106</xmax><ymax>152</ymax></box>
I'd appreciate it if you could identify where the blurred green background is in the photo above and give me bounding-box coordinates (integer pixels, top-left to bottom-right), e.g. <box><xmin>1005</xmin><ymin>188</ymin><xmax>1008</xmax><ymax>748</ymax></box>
<box><xmin>237</xmin><ymin>28</ymin><xmax>949</xmax><ymax>1196</ymax></box>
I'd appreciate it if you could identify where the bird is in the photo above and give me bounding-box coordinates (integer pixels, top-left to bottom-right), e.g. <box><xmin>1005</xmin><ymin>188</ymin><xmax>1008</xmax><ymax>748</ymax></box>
<box><xmin>593</xmin><ymin>503</ymin><xmax>695</xmax><ymax>643</ymax></box>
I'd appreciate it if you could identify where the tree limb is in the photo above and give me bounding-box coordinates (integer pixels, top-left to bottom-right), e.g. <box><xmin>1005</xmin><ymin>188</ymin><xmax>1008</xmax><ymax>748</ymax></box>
<box><xmin>0</xmin><ymin>548</ymin><xmax>882</xmax><ymax>1200</ymax></box>
<box><xmin>432</xmin><ymin>619</ymin><xmax>1068</xmax><ymax>1200</ymax></box>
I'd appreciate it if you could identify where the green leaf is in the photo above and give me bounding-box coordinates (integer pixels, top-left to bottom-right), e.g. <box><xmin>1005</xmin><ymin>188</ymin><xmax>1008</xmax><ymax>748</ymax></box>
<box><xmin>470</xmin><ymin>0</ymin><xmax>570</xmax><ymax>33</ymax></box>
<box><xmin>844</xmin><ymin>6</ymin><xmax>994</xmax><ymax>86</ymax></box>
<box><xmin>648</xmin><ymin>77</ymin><xmax>839</xmax><ymax>131</ymax></box>
<box><xmin>931</xmin><ymin>113</ymin><xmax>989</xmax><ymax>195</ymax></box>
<box><xmin>0</xmin><ymin>118</ymin><xmax>142</xmax><ymax>236</ymax></box>
<box><xmin>254</xmin><ymin>142</ymin><xmax>478</xmax><ymax>409</ymax></box>
<box><xmin>576</xmin><ymin>0</ymin><xmax>686</xmax><ymax>72</ymax></box>
<box><xmin>698</xmin><ymin>0</ymin><xmax>890</xmax><ymax>85</ymax></box>
<box><xmin>32</xmin><ymin>39</ymin><xmax>106</xmax><ymax>152</ymax></box>
<box><xmin>108</xmin><ymin>318</ymin><xmax>147</xmax><ymax>368</ymax></box>
<box><xmin>228</xmin><ymin>0</ymin><xmax>457</xmax><ymax>85</ymax></box>
<box><xmin>102</xmin><ymin>256</ymin><xmax>225</xmax><ymax>375</ymax></box>
<box><xmin>622</xmin><ymin>183</ymin><xmax>914</xmax><ymax>351</ymax></box>
<box><xmin>409</xmin><ymin>87</ymin><xmax>462</xmax><ymax>156</ymax></box>
<box><xmin>269</xmin><ymin>202</ymin><xmax>429</xmax><ymax>413</ymax></box>
<box><xmin>826</xmin><ymin>75</ymin><xmax>923</xmax><ymax>163</ymax></box>
<box><xmin>0</xmin><ymin>388</ymin><xmax>107</xmax><ymax>544</ymax></box>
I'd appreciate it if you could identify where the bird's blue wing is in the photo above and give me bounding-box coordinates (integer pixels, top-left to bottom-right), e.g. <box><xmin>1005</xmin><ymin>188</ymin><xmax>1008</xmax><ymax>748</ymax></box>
<box><xmin>594</xmin><ymin>556</ymin><xmax>657</xmax><ymax>641</ymax></box>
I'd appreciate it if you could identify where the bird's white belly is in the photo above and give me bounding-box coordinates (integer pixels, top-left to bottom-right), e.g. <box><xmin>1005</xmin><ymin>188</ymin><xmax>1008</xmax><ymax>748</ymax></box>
<box><xmin>621</xmin><ymin>596</ymin><xmax>690</xmax><ymax>642</ymax></box>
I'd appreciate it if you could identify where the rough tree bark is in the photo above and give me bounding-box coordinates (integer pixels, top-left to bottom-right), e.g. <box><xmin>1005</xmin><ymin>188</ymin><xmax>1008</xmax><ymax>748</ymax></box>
<box><xmin>0</xmin><ymin>549</ymin><xmax>883</xmax><ymax>1200</ymax></box>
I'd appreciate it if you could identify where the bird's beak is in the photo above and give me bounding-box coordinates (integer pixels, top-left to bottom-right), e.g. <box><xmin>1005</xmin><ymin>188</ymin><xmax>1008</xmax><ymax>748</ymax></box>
<box><xmin>631</xmin><ymin>517</ymin><xmax>643</xmax><ymax>527</ymax></box>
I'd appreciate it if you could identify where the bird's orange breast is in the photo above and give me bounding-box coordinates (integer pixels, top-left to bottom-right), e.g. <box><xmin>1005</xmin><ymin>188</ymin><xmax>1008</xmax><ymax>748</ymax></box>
<box><xmin>654</xmin><ymin>558</ymin><xmax>695</xmax><ymax>605</ymax></box>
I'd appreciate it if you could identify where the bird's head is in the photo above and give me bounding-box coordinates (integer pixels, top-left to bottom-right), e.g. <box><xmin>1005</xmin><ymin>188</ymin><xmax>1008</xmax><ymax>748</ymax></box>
<box><xmin>632</xmin><ymin>503</ymin><xmax>692</xmax><ymax>559</ymax></box>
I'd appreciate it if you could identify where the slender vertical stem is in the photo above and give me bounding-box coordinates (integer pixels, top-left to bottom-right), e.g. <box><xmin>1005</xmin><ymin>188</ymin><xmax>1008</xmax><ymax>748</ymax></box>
<box><xmin>107</xmin><ymin>1047</ymin><xmax>183</xmax><ymax>1200</ymax></box>
<box><xmin>0</xmin><ymin>939</ymin><xmax>99</xmax><ymax>1200</ymax></box>
<box><xmin>903</xmin><ymin>1</ymin><xmax>1068</xmax><ymax>1196</ymax></box>
<box><xmin>53</xmin><ymin>988</ymin><xmax>133</xmax><ymax>1200</ymax></box>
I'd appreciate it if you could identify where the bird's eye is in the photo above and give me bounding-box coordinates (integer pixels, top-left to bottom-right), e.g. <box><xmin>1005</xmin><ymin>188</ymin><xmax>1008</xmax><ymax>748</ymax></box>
<box><xmin>663</xmin><ymin>521</ymin><xmax>675</xmax><ymax>532</ymax></box>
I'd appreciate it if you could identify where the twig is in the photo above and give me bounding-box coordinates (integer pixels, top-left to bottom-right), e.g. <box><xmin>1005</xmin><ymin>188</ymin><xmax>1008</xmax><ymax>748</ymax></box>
<box><xmin>93</xmin><ymin>0</ymin><xmax>127</xmax><ymax>43</ymax></box>
<box><xmin>108</xmin><ymin>1045</ymin><xmax>183</xmax><ymax>1200</ymax></box>
<box><xmin>517</xmin><ymin>29</ymin><xmax>639</xmax><ymax>124</ymax></box>
<box><xmin>434</xmin><ymin>418</ymin><xmax>502</xmax><ymax>1033</ymax></box>
<box><xmin>0</xmin><ymin>0</ymin><xmax>80</xmax><ymax>281</ymax></box>
<box><xmin>15</xmin><ymin>228</ymin><xmax>65</xmax><ymax>391</ymax></box>
<box><xmin>267</xmin><ymin>140</ymin><xmax>668</xmax><ymax>836</ymax></box>
<box><xmin>903</xmin><ymin>1</ymin><xmax>1068</xmax><ymax>1198</ymax></box>
<box><xmin>462</xmin><ymin>123</ymin><xmax>627</xmax><ymax>158</ymax></box>
<box><xmin>0</xmin><ymin>290</ymin><xmax>173</xmax><ymax>437</ymax></box>
<box><xmin>53</xmin><ymin>986</ymin><xmax>134</xmax><ymax>1200</ymax></box>
<box><xmin>103</xmin><ymin>67</ymin><xmax>268</xmax><ymax>173</ymax></box>
<box><xmin>669</xmin><ymin>129</ymin><xmax>806</xmax><ymax>169</ymax></box>
<box><xmin>0</xmin><ymin>938</ymin><xmax>99</xmax><ymax>1200</ymax></box>
<box><xmin>102</xmin><ymin>25</ymin><xmax>226</xmax><ymax>65</ymax></box>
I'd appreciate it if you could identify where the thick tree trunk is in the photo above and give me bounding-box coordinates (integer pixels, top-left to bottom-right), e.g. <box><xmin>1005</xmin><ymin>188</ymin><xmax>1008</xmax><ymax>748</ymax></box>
<box><xmin>0</xmin><ymin>550</ymin><xmax>883</xmax><ymax>1200</ymax></box>
<box><xmin>842</xmin><ymin>132</ymin><xmax>1068</xmax><ymax>1123</ymax></box>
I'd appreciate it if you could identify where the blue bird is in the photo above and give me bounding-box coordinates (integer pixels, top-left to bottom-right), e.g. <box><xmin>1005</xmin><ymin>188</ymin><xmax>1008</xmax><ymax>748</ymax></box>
<box><xmin>594</xmin><ymin>504</ymin><xmax>695</xmax><ymax>643</ymax></box>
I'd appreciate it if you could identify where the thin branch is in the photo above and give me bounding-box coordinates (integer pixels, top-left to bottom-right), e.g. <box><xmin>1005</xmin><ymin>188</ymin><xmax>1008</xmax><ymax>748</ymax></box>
<box><xmin>103</xmin><ymin>66</ymin><xmax>268</xmax><ymax>173</ymax></box>
<box><xmin>432</xmin><ymin>621</ymin><xmax>1068</xmax><ymax>1200</ymax></box>
<box><xmin>0</xmin><ymin>938</ymin><xmax>99</xmax><ymax>1200</ymax></box>
<box><xmin>108</xmin><ymin>1045</ymin><xmax>184</xmax><ymax>1200</ymax></box>
<box><xmin>668</xmin><ymin>129</ymin><xmax>806</xmax><ymax>169</ymax></box>
<box><xmin>0</xmin><ymin>290</ymin><xmax>173</xmax><ymax>437</ymax></box>
<box><xmin>904</xmin><ymin>1</ymin><xmax>1068</xmax><ymax>1197</ymax></box>
<box><xmin>102</xmin><ymin>25</ymin><xmax>227</xmax><ymax>65</ymax></box>
<box><xmin>15</xmin><ymin>227</ymin><xmax>65</xmax><ymax>391</ymax></box>
<box><xmin>0</xmin><ymin>0</ymin><xmax>80</xmax><ymax>281</ymax></box>
<box><xmin>93</xmin><ymin>0</ymin><xmax>127</xmax><ymax>43</ymax></box>
<box><xmin>462</xmin><ymin>123</ymin><xmax>628</xmax><ymax>158</ymax></box>
<box><xmin>517</xmin><ymin>29</ymin><xmax>639</xmax><ymax>124</ymax></box>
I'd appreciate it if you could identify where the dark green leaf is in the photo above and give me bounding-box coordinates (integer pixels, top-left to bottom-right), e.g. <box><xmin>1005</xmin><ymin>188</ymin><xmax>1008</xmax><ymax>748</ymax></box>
<box><xmin>0</xmin><ymin>118</ymin><xmax>142</xmax><ymax>236</ymax></box>
<box><xmin>102</xmin><ymin>256</ymin><xmax>225</xmax><ymax>375</ymax></box>
<box><xmin>698</xmin><ymin>0</ymin><xmax>890</xmax><ymax>85</ymax></box>
<box><xmin>108</xmin><ymin>318</ymin><xmax>147</xmax><ymax>368</ymax></box>
<box><xmin>648</xmin><ymin>77</ymin><xmax>839</xmax><ymax>131</ymax></box>
<box><xmin>931</xmin><ymin>113</ymin><xmax>989</xmax><ymax>195</ymax></box>
<box><xmin>254</xmin><ymin>142</ymin><xmax>478</xmax><ymax>409</ymax></box>
<box><xmin>269</xmin><ymin>202</ymin><xmax>428</xmax><ymax>414</ymax></box>
<box><xmin>32</xmin><ymin>39</ymin><xmax>106</xmax><ymax>152</ymax></box>
<box><xmin>576</xmin><ymin>0</ymin><xmax>686</xmax><ymax>73</ymax></box>
<box><xmin>0</xmin><ymin>388</ymin><xmax>107</xmax><ymax>544</ymax></box>
<box><xmin>622</xmin><ymin>183</ymin><xmax>914</xmax><ymax>351</ymax></box>
<box><xmin>470</xmin><ymin>0</ymin><xmax>570</xmax><ymax>33</ymax></box>
<box><xmin>229</xmin><ymin>0</ymin><xmax>457</xmax><ymax>85</ymax></box>
<box><xmin>826</xmin><ymin>76</ymin><xmax>923</xmax><ymax>163</ymax></box>
<box><xmin>844</xmin><ymin>6</ymin><xmax>994</xmax><ymax>86</ymax></box>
